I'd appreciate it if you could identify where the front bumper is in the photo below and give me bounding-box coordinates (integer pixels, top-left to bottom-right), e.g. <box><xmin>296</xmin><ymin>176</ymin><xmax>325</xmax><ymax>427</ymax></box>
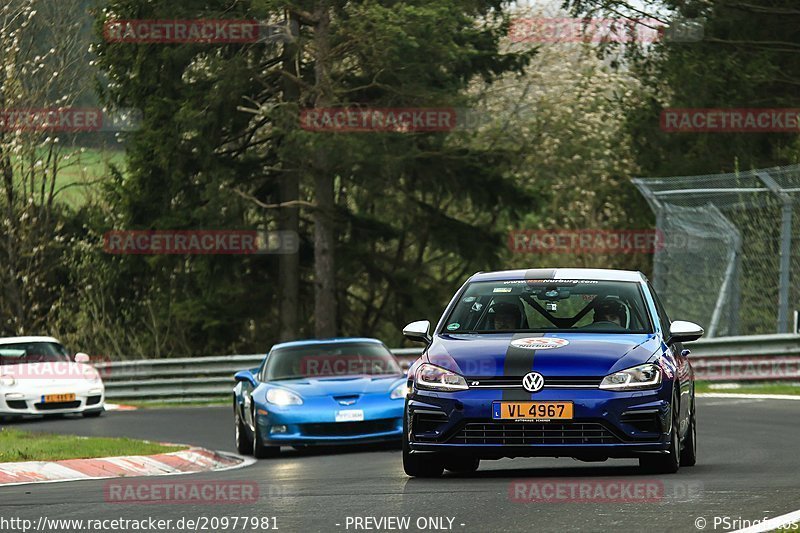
<box><xmin>0</xmin><ymin>384</ymin><xmax>105</xmax><ymax>415</ymax></box>
<box><xmin>406</xmin><ymin>386</ymin><xmax>672</xmax><ymax>459</ymax></box>
<box><xmin>254</xmin><ymin>394</ymin><xmax>404</xmax><ymax>446</ymax></box>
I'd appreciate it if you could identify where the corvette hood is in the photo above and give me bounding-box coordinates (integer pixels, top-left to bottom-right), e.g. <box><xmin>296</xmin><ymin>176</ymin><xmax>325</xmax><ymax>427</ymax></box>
<box><xmin>268</xmin><ymin>375</ymin><xmax>404</xmax><ymax>397</ymax></box>
<box><xmin>425</xmin><ymin>333</ymin><xmax>661</xmax><ymax>378</ymax></box>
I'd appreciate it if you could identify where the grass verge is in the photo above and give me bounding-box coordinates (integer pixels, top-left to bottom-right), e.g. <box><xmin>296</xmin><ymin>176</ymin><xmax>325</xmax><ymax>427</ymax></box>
<box><xmin>0</xmin><ymin>428</ymin><xmax>185</xmax><ymax>463</ymax></box>
<box><xmin>696</xmin><ymin>381</ymin><xmax>800</xmax><ymax>396</ymax></box>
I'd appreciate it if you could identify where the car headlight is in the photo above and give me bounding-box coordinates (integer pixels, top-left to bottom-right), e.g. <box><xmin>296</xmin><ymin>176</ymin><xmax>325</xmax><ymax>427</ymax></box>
<box><xmin>81</xmin><ymin>366</ymin><xmax>100</xmax><ymax>382</ymax></box>
<box><xmin>414</xmin><ymin>363</ymin><xmax>468</xmax><ymax>392</ymax></box>
<box><xmin>599</xmin><ymin>363</ymin><xmax>662</xmax><ymax>391</ymax></box>
<box><xmin>266</xmin><ymin>388</ymin><xmax>303</xmax><ymax>406</ymax></box>
<box><xmin>390</xmin><ymin>382</ymin><xmax>409</xmax><ymax>399</ymax></box>
<box><xmin>0</xmin><ymin>375</ymin><xmax>16</xmax><ymax>387</ymax></box>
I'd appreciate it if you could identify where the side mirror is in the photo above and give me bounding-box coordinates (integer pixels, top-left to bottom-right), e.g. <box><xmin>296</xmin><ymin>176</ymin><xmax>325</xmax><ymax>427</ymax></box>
<box><xmin>74</xmin><ymin>353</ymin><xmax>90</xmax><ymax>363</ymax></box>
<box><xmin>668</xmin><ymin>320</ymin><xmax>704</xmax><ymax>344</ymax></box>
<box><xmin>234</xmin><ymin>370</ymin><xmax>258</xmax><ymax>386</ymax></box>
<box><xmin>403</xmin><ymin>320</ymin><xmax>432</xmax><ymax>345</ymax></box>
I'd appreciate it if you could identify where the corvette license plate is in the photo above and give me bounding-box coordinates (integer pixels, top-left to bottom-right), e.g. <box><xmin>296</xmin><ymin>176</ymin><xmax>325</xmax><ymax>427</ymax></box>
<box><xmin>492</xmin><ymin>401</ymin><xmax>573</xmax><ymax>421</ymax></box>
<box><xmin>43</xmin><ymin>393</ymin><xmax>76</xmax><ymax>403</ymax></box>
<box><xmin>335</xmin><ymin>409</ymin><xmax>364</xmax><ymax>422</ymax></box>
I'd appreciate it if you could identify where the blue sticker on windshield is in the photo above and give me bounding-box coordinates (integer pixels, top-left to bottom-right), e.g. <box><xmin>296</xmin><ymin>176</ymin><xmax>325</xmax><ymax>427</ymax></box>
<box><xmin>446</xmin><ymin>323</ymin><xmax>460</xmax><ymax>331</ymax></box>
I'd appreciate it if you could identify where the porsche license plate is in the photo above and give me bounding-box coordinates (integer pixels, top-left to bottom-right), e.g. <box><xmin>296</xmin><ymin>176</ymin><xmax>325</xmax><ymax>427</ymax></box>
<box><xmin>492</xmin><ymin>401</ymin><xmax>573</xmax><ymax>420</ymax></box>
<box><xmin>43</xmin><ymin>393</ymin><xmax>76</xmax><ymax>403</ymax></box>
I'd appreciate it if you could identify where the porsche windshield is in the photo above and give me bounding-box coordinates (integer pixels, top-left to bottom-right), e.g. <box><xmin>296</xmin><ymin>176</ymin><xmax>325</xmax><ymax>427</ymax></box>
<box><xmin>264</xmin><ymin>342</ymin><xmax>403</xmax><ymax>380</ymax></box>
<box><xmin>442</xmin><ymin>279</ymin><xmax>653</xmax><ymax>334</ymax></box>
<box><xmin>0</xmin><ymin>342</ymin><xmax>71</xmax><ymax>365</ymax></box>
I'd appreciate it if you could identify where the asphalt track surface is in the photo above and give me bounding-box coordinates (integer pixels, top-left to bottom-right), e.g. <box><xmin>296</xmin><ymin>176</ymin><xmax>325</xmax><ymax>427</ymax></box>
<box><xmin>2</xmin><ymin>397</ymin><xmax>799</xmax><ymax>533</ymax></box>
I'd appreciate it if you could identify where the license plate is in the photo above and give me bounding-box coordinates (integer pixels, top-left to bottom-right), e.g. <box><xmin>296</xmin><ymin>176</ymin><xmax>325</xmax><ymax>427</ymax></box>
<box><xmin>43</xmin><ymin>393</ymin><xmax>76</xmax><ymax>403</ymax></box>
<box><xmin>335</xmin><ymin>409</ymin><xmax>364</xmax><ymax>422</ymax></box>
<box><xmin>492</xmin><ymin>401</ymin><xmax>573</xmax><ymax>421</ymax></box>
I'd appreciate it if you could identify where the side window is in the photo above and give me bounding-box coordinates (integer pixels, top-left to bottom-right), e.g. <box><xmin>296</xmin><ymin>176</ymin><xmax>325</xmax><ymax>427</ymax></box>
<box><xmin>647</xmin><ymin>282</ymin><xmax>671</xmax><ymax>331</ymax></box>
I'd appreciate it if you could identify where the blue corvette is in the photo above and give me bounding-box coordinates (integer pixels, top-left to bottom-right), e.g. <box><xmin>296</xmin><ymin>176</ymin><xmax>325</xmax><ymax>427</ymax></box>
<box><xmin>402</xmin><ymin>268</ymin><xmax>704</xmax><ymax>477</ymax></box>
<box><xmin>233</xmin><ymin>338</ymin><xmax>407</xmax><ymax>458</ymax></box>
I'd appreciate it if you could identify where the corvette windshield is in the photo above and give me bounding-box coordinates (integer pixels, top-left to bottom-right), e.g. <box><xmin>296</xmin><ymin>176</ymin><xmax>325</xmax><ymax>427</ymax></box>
<box><xmin>264</xmin><ymin>342</ymin><xmax>402</xmax><ymax>380</ymax></box>
<box><xmin>442</xmin><ymin>279</ymin><xmax>653</xmax><ymax>334</ymax></box>
<box><xmin>0</xmin><ymin>342</ymin><xmax>71</xmax><ymax>365</ymax></box>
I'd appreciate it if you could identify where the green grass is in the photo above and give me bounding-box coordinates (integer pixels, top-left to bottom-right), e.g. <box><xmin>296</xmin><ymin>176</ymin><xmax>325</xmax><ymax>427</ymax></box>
<box><xmin>696</xmin><ymin>381</ymin><xmax>800</xmax><ymax>396</ymax></box>
<box><xmin>0</xmin><ymin>428</ymin><xmax>185</xmax><ymax>463</ymax></box>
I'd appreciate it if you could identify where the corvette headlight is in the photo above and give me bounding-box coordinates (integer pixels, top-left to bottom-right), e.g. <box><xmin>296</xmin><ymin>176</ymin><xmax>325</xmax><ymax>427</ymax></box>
<box><xmin>0</xmin><ymin>375</ymin><xmax>16</xmax><ymax>387</ymax></box>
<box><xmin>390</xmin><ymin>382</ymin><xmax>409</xmax><ymax>399</ymax></box>
<box><xmin>414</xmin><ymin>363</ymin><xmax>468</xmax><ymax>392</ymax></box>
<box><xmin>266</xmin><ymin>388</ymin><xmax>303</xmax><ymax>406</ymax></box>
<box><xmin>599</xmin><ymin>363</ymin><xmax>662</xmax><ymax>391</ymax></box>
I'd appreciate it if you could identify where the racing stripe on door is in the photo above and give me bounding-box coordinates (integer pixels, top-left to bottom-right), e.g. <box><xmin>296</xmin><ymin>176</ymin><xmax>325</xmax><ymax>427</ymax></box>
<box><xmin>502</xmin><ymin>333</ymin><xmax>536</xmax><ymax>400</ymax></box>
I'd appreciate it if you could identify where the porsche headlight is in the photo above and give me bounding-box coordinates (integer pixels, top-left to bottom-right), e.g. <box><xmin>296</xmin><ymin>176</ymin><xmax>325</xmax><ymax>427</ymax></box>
<box><xmin>266</xmin><ymin>388</ymin><xmax>303</xmax><ymax>406</ymax></box>
<box><xmin>81</xmin><ymin>366</ymin><xmax>100</xmax><ymax>382</ymax></box>
<box><xmin>0</xmin><ymin>375</ymin><xmax>16</xmax><ymax>387</ymax></box>
<box><xmin>599</xmin><ymin>363</ymin><xmax>662</xmax><ymax>391</ymax></box>
<box><xmin>414</xmin><ymin>363</ymin><xmax>468</xmax><ymax>392</ymax></box>
<box><xmin>390</xmin><ymin>382</ymin><xmax>409</xmax><ymax>399</ymax></box>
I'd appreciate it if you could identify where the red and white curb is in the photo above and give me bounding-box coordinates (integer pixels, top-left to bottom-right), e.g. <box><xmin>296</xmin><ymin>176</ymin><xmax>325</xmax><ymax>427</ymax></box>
<box><xmin>0</xmin><ymin>446</ymin><xmax>255</xmax><ymax>486</ymax></box>
<box><xmin>105</xmin><ymin>403</ymin><xmax>138</xmax><ymax>411</ymax></box>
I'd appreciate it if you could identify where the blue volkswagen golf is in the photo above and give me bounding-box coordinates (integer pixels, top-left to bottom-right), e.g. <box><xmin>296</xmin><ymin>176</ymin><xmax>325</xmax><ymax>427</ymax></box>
<box><xmin>402</xmin><ymin>268</ymin><xmax>703</xmax><ymax>477</ymax></box>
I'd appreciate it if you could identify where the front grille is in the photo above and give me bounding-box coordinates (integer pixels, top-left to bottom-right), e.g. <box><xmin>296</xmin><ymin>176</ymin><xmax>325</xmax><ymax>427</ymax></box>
<box><xmin>6</xmin><ymin>400</ymin><xmax>27</xmax><ymax>410</ymax></box>
<box><xmin>34</xmin><ymin>401</ymin><xmax>81</xmax><ymax>411</ymax></box>
<box><xmin>299</xmin><ymin>418</ymin><xmax>398</xmax><ymax>437</ymax></box>
<box><xmin>86</xmin><ymin>395</ymin><xmax>102</xmax><ymax>406</ymax></box>
<box><xmin>447</xmin><ymin>421</ymin><xmax>622</xmax><ymax>445</ymax></box>
<box><xmin>465</xmin><ymin>376</ymin><xmax>602</xmax><ymax>389</ymax></box>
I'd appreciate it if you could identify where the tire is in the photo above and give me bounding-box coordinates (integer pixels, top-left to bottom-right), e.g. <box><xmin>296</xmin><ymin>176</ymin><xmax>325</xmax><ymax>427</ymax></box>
<box><xmin>444</xmin><ymin>457</ymin><xmax>480</xmax><ymax>474</ymax></box>
<box><xmin>402</xmin><ymin>412</ymin><xmax>443</xmax><ymax>478</ymax></box>
<box><xmin>234</xmin><ymin>404</ymin><xmax>253</xmax><ymax>455</ymax></box>
<box><xmin>680</xmin><ymin>398</ymin><xmax>697</xmax><ymax>467</ymax></box>
<box><xmin>252</xmin><ymin>415</ymin><xmax>280</xmax><ymax>459</ymax></box>
<box><xmin>639</xmin><ymin>393</ymin><xmax>680</xmax><ymax>474</ymax></box>
<box><xmin>82</xmin><ymin>409</ymin><xmax>103</xmax><ymax>418</ymax></box>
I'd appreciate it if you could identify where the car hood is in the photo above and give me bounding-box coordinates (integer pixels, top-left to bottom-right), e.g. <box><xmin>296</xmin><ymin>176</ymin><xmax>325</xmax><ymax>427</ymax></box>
<box><xmin>425</xmin><ymin>333</ymin><xmax>661</xmax><ymax>378</ymax></box>
<box><xmin>0</xmin><ymin>362</ymin><xmax>100</xmax><ymax>387</ymax></box>
<box><xmin>266</xmin><ymin>374</ymin><xmax>405</xmax><ymax>397</ymax></box>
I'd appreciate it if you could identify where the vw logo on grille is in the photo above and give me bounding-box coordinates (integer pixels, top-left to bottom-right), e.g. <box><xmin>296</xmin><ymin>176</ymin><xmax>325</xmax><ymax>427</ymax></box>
<box><xmin>522</xmin><ymin>372</ymin><xmax>545</xmax><ymax>393</ymax></box>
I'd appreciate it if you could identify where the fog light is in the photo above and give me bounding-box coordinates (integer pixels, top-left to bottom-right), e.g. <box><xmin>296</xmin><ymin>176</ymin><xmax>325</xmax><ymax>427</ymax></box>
<box><xmin>270</xmin><ymin>425</ymin><xmax>288</xmax><ymax>434</ymax></box>
<box><xmin>5</xmin><ymin>393</ymin><xmax>24</xmax><ymax>400</ymax></box>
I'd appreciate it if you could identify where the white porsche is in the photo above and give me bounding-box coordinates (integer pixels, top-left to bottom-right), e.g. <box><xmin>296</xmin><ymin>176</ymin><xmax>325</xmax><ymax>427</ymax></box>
<box><xmin>0</xmin><ymin>336</ymin><xmax>105</xmax><ymax>418</ymax></box>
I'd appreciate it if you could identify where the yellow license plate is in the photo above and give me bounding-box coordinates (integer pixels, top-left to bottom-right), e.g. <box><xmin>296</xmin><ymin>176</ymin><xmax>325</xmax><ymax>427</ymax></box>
<box><xmin>43</xmin><ymin>393</ymin><xmax>76</xmax><ymax>403</ymax></box>
<box><xmin>492</xmin><ymin>401</ymin><xmax>573</xmax><ymax>420</ymax></box>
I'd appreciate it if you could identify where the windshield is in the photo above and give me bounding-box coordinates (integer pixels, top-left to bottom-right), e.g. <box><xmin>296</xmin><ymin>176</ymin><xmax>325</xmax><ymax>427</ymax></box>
<box><xmin>0</xmin><ymin>342</ymin><xmax>71</xmax><ymax>365</ymax></box>
<box><xmin>263</xmin><ymin>342</ymin><xmax>402</xmax><ymax>381</ymax></box>
<box><xmin>442</xmin><ymin>279</ymin><xmax>653</xmax><ymax>334</ymax></box>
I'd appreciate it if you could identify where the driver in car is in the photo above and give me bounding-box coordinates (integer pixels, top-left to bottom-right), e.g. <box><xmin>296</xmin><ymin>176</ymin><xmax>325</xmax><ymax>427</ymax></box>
<box><xmin>493</xmin><ymin>302</ymin><xmax>521</xmax><ymax>330</ymax></box>
<box><xmin>593</xmin><ymin>299</ymin><xmax>627</xmax><ymax>327</ymax></box>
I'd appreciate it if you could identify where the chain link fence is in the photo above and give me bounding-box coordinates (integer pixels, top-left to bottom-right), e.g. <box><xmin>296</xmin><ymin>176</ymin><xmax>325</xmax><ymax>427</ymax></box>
<box><xmin>633</xmin><ymin>165</ymin><xmax>800</xmax><ymax>337</ymax></box>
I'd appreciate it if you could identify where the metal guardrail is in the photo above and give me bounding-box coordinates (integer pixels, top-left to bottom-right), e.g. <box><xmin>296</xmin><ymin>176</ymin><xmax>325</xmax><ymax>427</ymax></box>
<box><xmin>93</xmin><ymin>336</ymin><xmax>800</xmax><ymax>402</ymax></box>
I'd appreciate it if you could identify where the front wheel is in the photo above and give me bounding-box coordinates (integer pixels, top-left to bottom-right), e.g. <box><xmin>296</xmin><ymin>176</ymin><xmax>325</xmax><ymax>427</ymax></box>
<box><xmin>234</xmin><ymin>405</ymin><xmax>253</xmax><ymax>455</ymax></box>
<box><xmin>680</xmin><ymin>400</ymin><xmax>697</xmax><ymax>467</ymax></box>
<box><xmin>82</xmin><ymin>409</ymin><xmax>103</xmax><ymax>418</ymax></box>
<box><xmin>402</xmin><ymin>413</ymin><xmax>443</xmax><ymax>477</ymax></box>
<box><xmin>639</xmin><ymin>395</ymin><xmax>680</xmax><ymax>474</ymax></box>
<box><xmin>444</xmin><ymin>457</ymin><xmax>480</xmax><ymax>474</ymax></box>
<box><xmin>253</xmin><ymin>417</ymin><xmax>280</xmax><ymax>459</ymax></box>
